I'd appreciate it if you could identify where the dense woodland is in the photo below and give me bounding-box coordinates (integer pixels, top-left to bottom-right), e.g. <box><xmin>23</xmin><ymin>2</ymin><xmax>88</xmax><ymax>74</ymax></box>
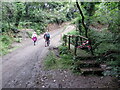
<box><xmin>1</xmin><ymin>2</ymin><xmax>120</xmax><ymax>78</ymax></box>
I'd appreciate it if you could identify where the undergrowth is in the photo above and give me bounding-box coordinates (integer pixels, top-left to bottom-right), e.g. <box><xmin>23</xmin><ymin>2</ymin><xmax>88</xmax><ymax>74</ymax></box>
<box><xmin>0</xmin><ymin>34</ymin><xmax>13</xmax><ymax>55</ymax></box>
<box><xmin>89</xmin><ymin>29</ymin><xmax>120</xmax><ymax>78</ymax></box>
<box><xmin>0</xmin><ymin>34</ymin><xmax>20</xmax><ymax>56</ymax></box>
<box><xmin>44</xmin><ymin>46</ymin><xmax>73</xmax><ymax>70</ymax></box>
<box><xmin>67</xmin><ymin>30</ymin><xmax>79</xmax><ymax>35</ymax></box>
<box><xmin>44</xmin><ymin>45</ymin><xmax>83</xmax><ymax>75</ymax></box>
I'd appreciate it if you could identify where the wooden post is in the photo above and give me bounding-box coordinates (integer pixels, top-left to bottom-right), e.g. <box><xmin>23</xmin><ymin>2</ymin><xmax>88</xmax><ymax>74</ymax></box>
<box><xmin>88</xmin><ymin>38</ymin><xmax>94</xmax><ymax>55</ymax></box>
<box><xmin>72</xmin><ymin>35</ymin><xmax>75</xmax><ymax>45</ymax></box>
<box><xmin>68</xmin><ymin>36</ymin><xmax>70</xmax><ymax>50</ymax></box>
<box><xmin>74</xmin><ymin>36</ymin><xmax>79</xmax><ymax>56</ymax></box>
<box><xmin>64</xmin><ymin>35</ymin><xmax>67</xmax><ymax>46</ymax></box>
<box><xmin>80</xmin><ymin>37</ymin><xmax>82</xmax><ymax>45</ymax></box>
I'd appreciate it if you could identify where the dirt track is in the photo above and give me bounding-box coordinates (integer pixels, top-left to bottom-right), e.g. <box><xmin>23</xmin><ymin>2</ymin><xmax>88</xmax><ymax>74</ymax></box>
<box><xmin>2</xmin><ymin>24</ymin><xmax>119</xmax><ymax>88</ymax></box>
<box><xmin>2</xmin><ymin>24</ymin><xmax>75</xmax><ymax>88</ymax></box>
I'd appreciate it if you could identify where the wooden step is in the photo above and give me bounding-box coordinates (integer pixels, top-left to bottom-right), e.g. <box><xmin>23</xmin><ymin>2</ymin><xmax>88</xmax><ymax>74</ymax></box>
<box><xmin>75</xmin><ymin>60</ymin><xmax>98</xmax><ymax>64</ymax></box>
<box><xmin>75</xmin><ymin>60</ymin><xmax>100</xmax><ymax>68</ymax></box>
<box><xmin>80</xmin><ymin>60</ymin><xmax>98</xmax><ymax>64</ymax></box>
<box><xmin>81</xmin><ymin>68</ymin><xmax>103</xmax><ymax>72</ymax></box>
<box><xmin>75</xmin><ymin>56</ymin><xmax>100</xmax><ymax>60</ymax></box>
<box><xmin>80</xmin><ymin>68</ymin><xmax>103</xmax><ymax>76</ymax></box>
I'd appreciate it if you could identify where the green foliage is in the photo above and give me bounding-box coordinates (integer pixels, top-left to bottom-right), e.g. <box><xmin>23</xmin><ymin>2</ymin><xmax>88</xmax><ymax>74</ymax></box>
<box><xmin>1</xmin><ymin>2</ymin><xmax>76</xmax><ymax>55</ymax></box>
<box><xmin>44</xmin><ymin>50</ymin><xmax>73</xmax><ymax>70</ymax></box>
<box><xmin>107</xmin><ymin>60</ymin><xmax>120</xmax><ymax>66</ymax></box>
<box><xmin>0</xmin><ymin>42</ymin><xmax>9</xmax><ymax>55</ymax></box>
<box><xmin>95</xmin><ymin>43</ymin><xmax>116</xmax><ymax>54</ymax></box>
<box><xmin>2</xmin><ymin>2</ymin><xmax>75</xmax><ymax>34</ymax></box>
<box><xmin>104</xmin><ymin>66</ymin><xmax>120</xmax><ymax>78</ymax></box>
<box><xmin>89</xmin><ymin>29</ymin><xmax>119</xmax><ymax>55</ymax></box>
<box><xmin>59</xmin><ymin>54</ymin><xmax>73</xmax><ymax>69</ymax></box>
<box><xmin>1</xmin><ymin>35</ymin><xmax>12</xmax><ymax>45</ymax></box>
<box><xmin>58</xmin><ymin>45</ymin><xmax>74</xmax><ymax>69</ymax></box>
<box><xmin>58</xmin><ymin>45</ymin><xmax>69</xmax><ymax>54</ymax></box>
<box><xmin>103</xmin><ymin>54</ymin><xmax>120</xmax><ymax>78</ymax></box>
<box><xmin>44</xmin><ymin>51</ymin><xmax>57</xmax><ymax>69</ymax></box>
<box><xmin>2</xmin><ymin>2</ymin><xmax>120</xmax><ymax>78</ymax></box>
<box><xmin>89</xmin><ymin>28</ymin><xmax>120</xmax><ymax>78</ymax></box>
<box><xmin>0</xmin><ymin>35</ymin><xmax>13</xmax><ymax>55</ymax></box>
<box><xmin>93</xmin><ymin>2</ymin><xmax>119</xmax><ymax>33</ymax></box>
<box><xmin>2</xmin><ymin>23</ymin><xmax>10</xmax><ymax>32</ymax></box>
<box><xmin>14</xmin><ymin>38</ymin><xmax>22</xmax><ymax>43</ymax></box>
<box><xmin>44</xmin><ymin>45</ymin><xmax>74</xmax><ymax>70</ymax></box>
<box><xmin>73</xmin><ymin>2</ymin><xmax>120</xmax><ymax>77</ymax></box>
<box><xmin>67</xmin><ymin>30</ymin><xmax>79</xmax><ymax>35</ymax></box>
<box><xmin>71</xmin><ymin>17</ymin><xmax>79</xmax><ymax>24</ymax></box>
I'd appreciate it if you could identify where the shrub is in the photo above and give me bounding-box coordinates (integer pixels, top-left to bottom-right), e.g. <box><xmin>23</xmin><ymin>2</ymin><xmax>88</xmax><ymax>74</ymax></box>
<box><xmin>58</xmin><ymin>45</ymin><xmax>69</xmax><ymax>54</ymax></box>
<box><xmin>0</xmin><ymin>35</ymin><xmax>13</xmax><ymax>55</ymax></box>
<box><xmin>1</xmin><ymin>35</ymin><xmax>12</xmax><ymax>45</ymax></box>
<box><xmin>44</xmin><ymin>51</ymin><xmax>57</xmax><ymax>69</ymax></box>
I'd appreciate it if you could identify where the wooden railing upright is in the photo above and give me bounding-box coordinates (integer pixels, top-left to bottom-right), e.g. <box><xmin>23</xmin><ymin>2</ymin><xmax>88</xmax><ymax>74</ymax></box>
<box><xmin>63</xmin><ymin>34</ymin><xmax>93</xmax><ymax>56</ymax></box>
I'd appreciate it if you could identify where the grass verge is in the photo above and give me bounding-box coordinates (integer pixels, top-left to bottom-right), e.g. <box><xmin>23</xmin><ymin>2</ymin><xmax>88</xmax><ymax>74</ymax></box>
<box><xmin>0</xmin><ymin>34</ymin><xmax>20</xmax><ymax>56</ymax></box>
<box><xmin>44</xmin><ymin>46</ymin><xmax>73</xmax><ymax>70</ymax></box>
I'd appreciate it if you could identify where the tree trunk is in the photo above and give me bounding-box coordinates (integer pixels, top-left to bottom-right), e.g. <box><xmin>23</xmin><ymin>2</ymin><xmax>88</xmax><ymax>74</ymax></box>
<box><xmin>76</xmin><ymin>0</ymin><xmax>94</xmax><ymax>55</ymax></box>
<box><xmin>76</xmin><ymin>0</ymin><xmax>88</xmax><ymax>38</ymax></box>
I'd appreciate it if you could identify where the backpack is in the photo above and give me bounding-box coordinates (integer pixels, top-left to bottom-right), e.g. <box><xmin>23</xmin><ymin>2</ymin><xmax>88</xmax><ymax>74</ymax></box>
<box><xmin>46</xmin><ymin>33</ymin><xmax>50</xmax><ymax>38</ymax></box>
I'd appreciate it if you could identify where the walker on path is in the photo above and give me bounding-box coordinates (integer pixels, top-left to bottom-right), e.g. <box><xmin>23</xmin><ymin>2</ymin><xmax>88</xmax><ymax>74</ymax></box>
<box><xmin>32</xmin><ymin>32</ymin><xmax>37</xmax><ymax>46</ymax></box>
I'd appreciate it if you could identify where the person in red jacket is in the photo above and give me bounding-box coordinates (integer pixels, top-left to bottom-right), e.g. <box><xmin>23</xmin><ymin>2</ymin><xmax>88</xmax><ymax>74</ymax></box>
<box><xmin>32</xmin><ymin>32</ymin><xmax>37</xmax><ymax>46</ymax></box>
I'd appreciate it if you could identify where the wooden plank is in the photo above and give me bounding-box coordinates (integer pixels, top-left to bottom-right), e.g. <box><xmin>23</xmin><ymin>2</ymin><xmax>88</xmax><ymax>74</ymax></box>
<box><xmin>81</xmin><ymin>68</ymin><xmax>103</xmax><ymax>72</ymax></box>
<box><xmin>80</xmin><ymin>60</ymin><xmax>98</xmax><ymax>64</ymax></box>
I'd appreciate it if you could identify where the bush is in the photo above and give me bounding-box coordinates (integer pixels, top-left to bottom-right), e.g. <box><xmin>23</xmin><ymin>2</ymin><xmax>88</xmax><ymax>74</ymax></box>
<box><xmin>104</xmin><ymin>66</ymin><xmax>120</xmax><ymax>78</ymax></box>
<box><xmin>59</xmin><ymin>54</ymin><xmax>73</xmax><ymax>69</ymax></box>
<box><xmin>67</xmin><ymin>30</ymin><xmax>79</xmax><ymax>35</ymax></box>
<box><xmin>44</xmin><ymin>46</ymin><xmax>74</xmax><ymax>70</ymax></box>
<box><xmin>2</xmin><ymin>23</ymin><xmax>9</xmax><ymax>32</ymax></box>
<box><xmin>1</xmin><ymin>35</ymin><xmax>12</xmax><ymax>45</ymax></box>
<box><xmin>58</xmin><ymin>45</ymin><xmax>69</xmax><ymax>54</ymax></box>
<box><xmin>44</xmin><ymin>51</ymin><xmax>57</xmax><ymax>69</ymax></box>
<box><xmin>89</xmin><ymin>28</ymin><xmax>120</xmax><ymax>78</ymax></box>
<box><xmin>107</xmin><ymin>61</ymin><xmax>120</xmax><ymax>66</ymax></box>
<box><xmin>0</xmin><ymin>35</ymin><xmax>13</xmax><ymax>55</ymax></box>
<box><xmin>89</xmin><ymin>29</ymin><xmax>119</xmax><ymax>55</ymax></box>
